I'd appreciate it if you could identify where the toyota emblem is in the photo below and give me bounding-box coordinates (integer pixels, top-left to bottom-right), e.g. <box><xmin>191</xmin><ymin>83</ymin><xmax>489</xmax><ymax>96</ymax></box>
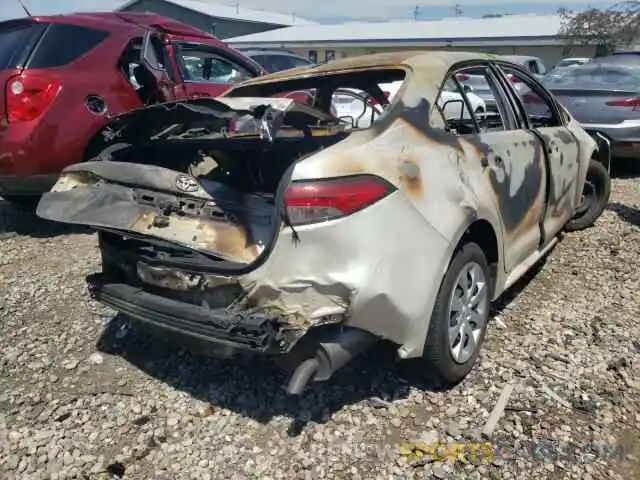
<box><xmin>175</xmin><ymin>174</ymin><xmax>200</xmax><ymax>193</ymax></box>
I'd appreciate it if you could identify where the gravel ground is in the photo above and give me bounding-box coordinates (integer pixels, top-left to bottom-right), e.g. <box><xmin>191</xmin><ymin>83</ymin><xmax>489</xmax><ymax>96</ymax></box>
<box><xmin>0</xmin><ymin>174</ymin><xmax>639</xmax><ymax>480</ymax></box>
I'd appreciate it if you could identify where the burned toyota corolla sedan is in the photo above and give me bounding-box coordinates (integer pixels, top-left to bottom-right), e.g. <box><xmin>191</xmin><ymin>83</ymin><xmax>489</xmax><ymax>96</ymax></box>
<box><xmin>37</xmin><ymin>51</ymin><xmax>611</xmax><ymax>394</ymax></box>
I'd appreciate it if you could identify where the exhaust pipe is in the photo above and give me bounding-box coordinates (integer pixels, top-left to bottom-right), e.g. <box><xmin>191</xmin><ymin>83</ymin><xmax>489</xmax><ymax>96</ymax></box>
<box><xmin>286</xmin><ymin>327</ymin><xmax>378</xmax><ymax>395</ymax></box>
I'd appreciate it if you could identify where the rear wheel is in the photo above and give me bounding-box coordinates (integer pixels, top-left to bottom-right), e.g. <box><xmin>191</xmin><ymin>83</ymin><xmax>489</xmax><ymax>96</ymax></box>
<box><xmin>421</xmin><ymin>242</ymin><xmax>492</xmax><ymax>386</ymax></box>
<box><xmin>564</xmin><ymin>159</ymin><xmax>611</xmax><ymax>232</ymax></box>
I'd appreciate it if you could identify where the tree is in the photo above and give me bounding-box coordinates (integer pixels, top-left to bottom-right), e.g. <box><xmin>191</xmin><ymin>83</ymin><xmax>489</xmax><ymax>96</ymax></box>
<box><xmin>558</xmin><ymin>1</ymin><xmax>640</xmax><ymax>56</ymax></box>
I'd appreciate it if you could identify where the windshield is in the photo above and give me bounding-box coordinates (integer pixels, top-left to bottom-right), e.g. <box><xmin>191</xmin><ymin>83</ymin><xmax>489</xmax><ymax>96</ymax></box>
<box><xmin>544</xmin><ymin>64</ymin><xmax>640</xmax><ymax>91</ymax></box>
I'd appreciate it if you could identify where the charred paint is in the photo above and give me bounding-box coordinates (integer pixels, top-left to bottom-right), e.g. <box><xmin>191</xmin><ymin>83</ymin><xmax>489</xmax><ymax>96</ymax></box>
<box><xmin>554</xmin><ymin>129</ymin><xmax>575</xmax><ymax>145</ymax></box>
<box><xmin>372</xmin><ymin>98</ymin><xmax>465</xmax><ymax>154</ymax></box>
<box><xmin>130</xmin><ymin>211</ymin><xmax>261</xmax><ymax>264</ymax></box>
<box><xmin>398</xmin><ymin>160</ymin><xmax>423</xmax><ymax>197</ymax></box>
<box><xmin>488</xmin><ymin>139</ymin><xmax>544</xmax><ymax>234</ymax></box>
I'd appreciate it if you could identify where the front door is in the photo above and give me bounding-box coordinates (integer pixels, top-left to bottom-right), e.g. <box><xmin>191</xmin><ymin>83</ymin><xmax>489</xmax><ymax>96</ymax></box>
<box><xmin>496</xmin><ymin>64</ymin><xmax>582</xmax><ymax>245</ymax></box>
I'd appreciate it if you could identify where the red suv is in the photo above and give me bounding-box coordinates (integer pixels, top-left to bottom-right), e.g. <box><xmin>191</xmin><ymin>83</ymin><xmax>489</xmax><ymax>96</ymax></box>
<box><xmin>0</xmin><ymin>12</ymin><xmax>265</xmax><ymax>206</ymax></box>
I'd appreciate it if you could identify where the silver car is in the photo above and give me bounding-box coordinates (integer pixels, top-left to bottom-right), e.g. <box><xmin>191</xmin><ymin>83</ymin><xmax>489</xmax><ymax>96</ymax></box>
<box><xmin>541</xmin><ymin>62</ymin><xmax>640</xmax><ymax>160</ymax></box>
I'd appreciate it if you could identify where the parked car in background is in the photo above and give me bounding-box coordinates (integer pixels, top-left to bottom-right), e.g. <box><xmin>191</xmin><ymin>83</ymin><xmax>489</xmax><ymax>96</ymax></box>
<box><xmin>239</xmin><ymin>49</ymin><xmax>315</xmax><ymax>73</ymax></box>
<box><xmin>591</xmin><ymin>51</ymin><xmax>640</xmax><ymax>65</ymax></box>
<box><xmin>0</xmin><ymin>12</ymin><xmax>264</xmax><ymax>207</ymax></box>
<box><xmin>531</xmin><ymin>61</ymin><xmax>640</xmax><ymax>161</ymax></box>
<box><xmin>37</xmin><ymin>51</ymin><xmax>611</xmax><ymax>394</ymax></box>
<box><xmin>500</xmin><ymin>55</ymin><xmax>548</xmax><ymax>77</ymax></box>
<box><xmin>457</xmin><ymin>54</ymin><xmax>548</xmax><ymax>113</ymax></box>
<box><xmin>554</xmin><ymin>57</ymin><xmax>590</xmax><ymax>69</ymax></box>
<box><xmin>544</xmin><ymin>57</ymin><xmax>590</xmax><ymax>80</ymax></box>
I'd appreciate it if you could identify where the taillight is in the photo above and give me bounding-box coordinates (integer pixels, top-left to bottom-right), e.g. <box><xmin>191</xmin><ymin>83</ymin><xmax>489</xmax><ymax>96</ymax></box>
<box><xmin>5</xmin><ymin>73</ymin><xmax>62</xmax><ymax>123</ymax></box>
<box><xmin>605</xmin><ymin>97</ymin><xmax>640</xmax><ymax>109</ymax></box>
<box><xmin>284</xmin><ymin>175</ymin><xmax>396</xmax><ymax>225</ymax></box>
<box><xmin>456</xmin><ymin>73</ymin><xmax>469</xmax><ymax>81</ymax></box>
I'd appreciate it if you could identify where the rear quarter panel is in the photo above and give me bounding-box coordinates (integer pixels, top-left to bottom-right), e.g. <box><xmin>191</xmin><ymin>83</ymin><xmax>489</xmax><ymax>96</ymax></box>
<box><xmin>35</xmin><ymin>29</ymin><xmax>143</xmax><ymax>172</ymax></box>
<box><xmin>258</xmin><ymin>86</ymin><xmax>507</xmax><ymax>357</ymax></box>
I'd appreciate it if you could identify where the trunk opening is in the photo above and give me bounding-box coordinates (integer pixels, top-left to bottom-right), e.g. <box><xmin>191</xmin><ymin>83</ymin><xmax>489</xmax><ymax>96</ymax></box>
<box><xmin>96</xmin><ymin>129</ymin><xmax>349</xmax><ymax>268</ymax></box>
<box><xmin>40</xmin><ymin>113</ymin><xmax>351</xmax><ymax>274</ymax></box>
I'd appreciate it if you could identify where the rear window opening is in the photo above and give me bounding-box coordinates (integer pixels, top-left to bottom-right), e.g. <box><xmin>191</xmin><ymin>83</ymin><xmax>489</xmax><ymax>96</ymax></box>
<box><xmin>226</xmin><ymin>68</ymin><xmax>407</xmax><ymax>131</ymax></box>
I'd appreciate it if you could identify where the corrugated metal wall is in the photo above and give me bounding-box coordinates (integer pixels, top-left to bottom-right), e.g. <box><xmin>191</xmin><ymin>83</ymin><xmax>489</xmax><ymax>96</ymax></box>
<box><xmin>287</xmin><ymin>44</ymin><xmax>597</xmax><ymax>69</ymax></box>
<box><xmin>121</xmin><ymin>0</ymin><xmax>285</xmax><ymax>39</ymax></box>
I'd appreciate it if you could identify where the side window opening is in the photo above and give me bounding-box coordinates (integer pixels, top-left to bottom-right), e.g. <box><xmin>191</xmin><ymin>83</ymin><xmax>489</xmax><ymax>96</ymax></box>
<box><xmin>499</xmin><ymin>65</ymin><xmax>561</xmax><ymax>129</ymax></box>
<box><xmin>117</xmin><ymin>37</ymin><xmax>164</xmax><ymax>106</ymax></box>
<box><xmin>118</xmin><ymin>37</ymin><xmax>144</xmax><ymax>90</ymax></box>
<box><xmin>174</xmin><ymin>45</ymin><xmax>253</xmax><ymax>85</ymax></box>
<box><xmin>433</xmin><ymin>76</ymin><xmax>478</xmax><ymax>135</ymax></box>
<box><xmin>443</xmin><ymin>66</ymin><xmax>512</xmax><ymax>134</ymax></box>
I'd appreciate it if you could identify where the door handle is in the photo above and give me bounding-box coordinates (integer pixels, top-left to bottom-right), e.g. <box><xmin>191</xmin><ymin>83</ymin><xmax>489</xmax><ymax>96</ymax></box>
<box><xmin>192</xmin><ymin>92</ymin><xmax>212</xmax><ymax>97</ymax></box>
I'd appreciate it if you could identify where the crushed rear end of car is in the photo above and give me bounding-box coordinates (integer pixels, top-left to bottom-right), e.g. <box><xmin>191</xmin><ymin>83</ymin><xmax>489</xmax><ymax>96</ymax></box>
<box><xmin>37</xmin><ymin>95</ymin><xmax>403</xmax><ymax>393</ymax></box>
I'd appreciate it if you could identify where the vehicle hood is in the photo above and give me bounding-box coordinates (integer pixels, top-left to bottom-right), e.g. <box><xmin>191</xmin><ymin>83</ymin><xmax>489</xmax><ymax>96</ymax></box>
<box><xmin>96</xmin><ymin>97</ymin><xmax>338</xmax><ymax>145</ymax></box>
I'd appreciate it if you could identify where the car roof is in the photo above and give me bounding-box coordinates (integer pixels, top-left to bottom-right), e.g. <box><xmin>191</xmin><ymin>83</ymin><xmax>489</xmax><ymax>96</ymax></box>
<box><xmin>232</xmin><ymin>50</ymin><xmax>497</xmax><ymax>87</ymax></box>
<box><xmin>242</xmin><ymin>49</ymin><xmax>307</xmax><ymax>57</ymax></box>
<box><xmin>242</xmin><ymin>50</ymin><xmax>312</xmax><ymax>62</ymax></box>
<box><xmin>21</xmin><ymin>11</ymin><xmax>219</xmax><ymax>41</ymax></box>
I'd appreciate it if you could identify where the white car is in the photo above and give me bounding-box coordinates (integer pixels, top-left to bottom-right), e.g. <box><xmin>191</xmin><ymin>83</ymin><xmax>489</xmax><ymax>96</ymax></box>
<box><xmin>332</xmin><ymin>79</ymin><xmax>486</xmax><ymax>128</ymax></box>
<box><xmin>37</xmin><ymin>51</ymin><xmax>610</xmax><ymax>395</ymax></box>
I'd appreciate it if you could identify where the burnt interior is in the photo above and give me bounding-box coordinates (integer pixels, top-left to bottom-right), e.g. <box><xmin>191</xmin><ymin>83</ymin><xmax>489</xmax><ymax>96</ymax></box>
<box><xmin>92</xmin><ymin>68</ymin><xmax>406</xmax><ymax>286</ymax></box>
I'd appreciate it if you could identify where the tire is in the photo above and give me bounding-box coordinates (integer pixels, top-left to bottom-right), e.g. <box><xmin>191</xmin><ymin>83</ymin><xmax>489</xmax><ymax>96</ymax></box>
<box><xmin>421</xmin><ymin>242</ymin><xmax>492</xmax><ymax>386</ymax></box>
<box><xmin>1</xmin><ymin>195</ymin><xmax>41</xmax><ymax>212</ymax></box>
<box><xmin>564</xmin><ymin>159</ymin><xmax>611</xmax><ymax>232</ymax></box>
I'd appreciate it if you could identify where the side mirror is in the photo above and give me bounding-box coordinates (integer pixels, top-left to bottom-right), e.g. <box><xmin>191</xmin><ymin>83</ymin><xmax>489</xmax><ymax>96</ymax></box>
<box><xmin>463</xmin><ymin>84</ymin><xmax>473</xmax><ymax>93</ymax></box>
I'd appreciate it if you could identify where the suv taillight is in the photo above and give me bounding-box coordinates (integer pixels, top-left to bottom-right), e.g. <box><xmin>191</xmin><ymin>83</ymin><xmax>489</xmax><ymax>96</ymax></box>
<box><xmin>6</xmin><ymin>73</ymin><xmax>62</xmax><ymax>123</ymax></box>
<box><xmin>284</xmin><ymin>175</ymin><xmax>396</xmax><ymax>225</ymax></box>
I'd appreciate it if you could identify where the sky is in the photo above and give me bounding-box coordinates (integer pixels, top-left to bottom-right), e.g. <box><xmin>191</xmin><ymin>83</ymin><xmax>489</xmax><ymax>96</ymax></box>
<box><xmin>0</xmin><ymin>0</ymin><xmax>621</xmax><ymax>23</ymax></box>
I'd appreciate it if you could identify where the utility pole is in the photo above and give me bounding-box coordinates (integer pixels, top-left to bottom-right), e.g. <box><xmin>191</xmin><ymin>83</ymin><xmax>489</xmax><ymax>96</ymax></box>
<box><xmin>454</xmin><ymin>4</ymin><xmax>462</xmax><ymax>17</ymax></box>
<box><xmin>413</xmin><ymin>5</ymin><xmax>419</xmax><ymax>21</ymax></box>
<box><xmin>235</xmin><ymin>0</ymin><xmax>240</xmax><ymax>14</ymax></box>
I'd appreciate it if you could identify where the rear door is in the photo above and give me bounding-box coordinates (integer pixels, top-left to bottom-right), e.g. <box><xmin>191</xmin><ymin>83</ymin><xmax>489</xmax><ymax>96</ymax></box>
<box><xmin>172</xmin><ymin>42</ymin><xmax>258</xmax><ymax>98</ymax></box>
<box><xmin>437</xmin><ymin>63</ymin><xmax>547</xmax><ymax>274</ymax></box>
<box><xmin>494</xmin><ymin>62</ymin><xmax>582</xmax><ymax>245</ymax></box>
